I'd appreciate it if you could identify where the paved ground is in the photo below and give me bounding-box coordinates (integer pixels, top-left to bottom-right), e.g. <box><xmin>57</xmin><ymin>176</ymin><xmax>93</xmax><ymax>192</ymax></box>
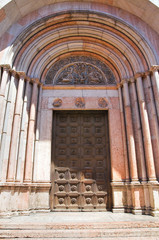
<box><xmin>0</xmin><ymin>211</ymin><xmax>158</xmax><ymax>224</ymax></box>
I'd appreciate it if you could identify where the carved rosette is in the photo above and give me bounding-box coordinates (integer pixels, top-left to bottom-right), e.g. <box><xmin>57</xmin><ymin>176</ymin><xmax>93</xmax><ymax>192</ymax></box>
<box><xmin>71</xmin><ymin>173</ymin><xmax>76</xmax><ymax>179</ymax></box>
<box><xmin>98</xmin><ymin>98</ymin><xmax>108</xmax><ymax>108</ymax></box>
<box><xmin>59</xmin><ymin>173</ymin><xmax>65</xmax><ymax>179</ymax></box>
<box><xmin>71</xmin><ymin>198</ymin><xmax>77</xmax><ymax>204</ymax></box>
<box><xmin>75</xmin><ymin>97</ymin><xmax>85</xmax><ymax>108</ymax></box>
<box><xmin>86</xmin><ymin>198</ymin><xmax>92</xmax><ymax>204</ymax></box>
<box><xmin>71</xmin><ymin>185</ymin><xmax>77</xmax><ymax>192</ymax></box>
<box><xmin>58</xmin><ymin>198</ymin><xmax>64</xmax><ymax>204</ymax></box>
<box><xmin>53</xmin><ymin>98</ymin><xmax>62</xmax><ymax>107</ymax></box>
<box><xmin>98</xmin><ymin>198</ymin><xmax>104</xmax><ymax>204</ymax></box>
<box><xmin>86</xmin><ymin>185</ymin><xmax>91</xmax><ymax>192</ymax></box>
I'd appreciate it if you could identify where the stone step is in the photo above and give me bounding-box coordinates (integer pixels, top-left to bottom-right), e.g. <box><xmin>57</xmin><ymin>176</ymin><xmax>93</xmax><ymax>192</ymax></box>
<box><xmin>1</xmin><ymin>228</ymin><xmax>159</xmax><ymax>238</ymax></box>
<box><xmin>0</xmin><ymin>222</ymin><xmax>159</xmax><ymax>239</ymax></box>
<box><xmin>2</xmin><ymin>238</ymin><xmax>159</xmax><ymax>240</ymax></box>
<box><xmin>1</xmin><ymin>221</ymin><xmax>159</xmax><ymax>229</ymax></box>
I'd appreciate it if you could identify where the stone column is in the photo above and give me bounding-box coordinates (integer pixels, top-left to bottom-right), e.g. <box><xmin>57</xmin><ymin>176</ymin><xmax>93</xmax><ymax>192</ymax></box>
<box><xmin>16</xmin><ymin>78</ymin><xmax>30</xmax><ymax>182</ymax></box>
<box><xmin>129</xmin><ymin>78</ymin><xmax>147</xmax><ymax>182</ymax></box>
<box><xmin>145</xmin><ymin>73</ymin><xmax>159</xmax><ymax>179</ymax></box>
<box><xmin>0</xmin><ymin>65</ymin><xmax>10</xmax><ymax>146</ymax></box>
<box><xmin>123</xmin><ymin>80</ymin><xmax>138</xmax><ymax>182</ymax></box>
<box><xmin>118</xmin><ymin>85</ymin><xmax>129</xmax><ymax>181</ymax></box>
<box><xmin>0</xmin><ymin>71</ymin><xmax>19</xmax><ymax>181</ymax></box>
<box><xmin>7</xmin><ymin>72</ymin><xmax>25</xmax><ymax>182</ymax></box>
<box><xmin>24</xmin><ymin>79</ymin><xmax>39</xmax><ymax>182</ymax></box>
<box><xmin>150</xmin><ymin>66</ymin><xmax>159</xmax><ymax>118</ymax></box>
<box><xmin>33</xmin><ymin>84</ymin><xmax>43</xmax><ymax>182</ymax></box>
<box><xmin>135</xmin><ymin>74</ymin><xmax>156</xmax><ymax>182</ymax></box>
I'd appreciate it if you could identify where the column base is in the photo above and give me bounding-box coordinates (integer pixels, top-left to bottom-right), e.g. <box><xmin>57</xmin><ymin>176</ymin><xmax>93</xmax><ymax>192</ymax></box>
<box><xmin>151</xmin><ymin>210</ymin><xmax>159</xmax><ymax>217</ymax></box>
<box><xmin>132</xmin><ymin>209</ymin><xmax>143</xmax><ymax>215</ymax></box>
<box><xmin>112</xmin><ymin>208</ymin><xmax>125</xmax><ymax>213</ymax></box>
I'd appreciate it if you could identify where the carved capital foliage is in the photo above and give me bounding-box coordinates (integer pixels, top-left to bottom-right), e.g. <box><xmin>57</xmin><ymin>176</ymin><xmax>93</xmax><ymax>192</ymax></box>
<box><xmin>134</xmin><ymin>72</ymin><xmax>143</xmax><ymax>80</ymax></box>
<box><xmin>150</xmin><ymin>65</ymin><xmax>159</xmax><ymax>72</ymax></box>
<box><xmin>75</xmin><ymin>97</ymin><xmax>85</xmax><ymax>108</ymax></box>
<box><xmin>121</xmin><ymin>78</ymin><xmax>129</xmax><ymax>85</ymax></box>
<box><xmin>17</xmin><ymin>71</ymin><xmax>26</xmax><ymax>79</ymax></box>
<box><xmin>117</xmin><ymin>83</ymin><xmax>122</xmax><ymax>89</ymax></box>
<box><xmin>1</xmin><ymin>64</ymin><xmax>11</xmax><ymax>71</ymax></box>
<box><xmin>11</xmin><ymin>70</ymin><xmax>18</xmax><ymax>78</ymax></box>
<box><xmin>32</xmin><ymin>78</ymin><xmax>40</xmax><ymax>85</ymax></box>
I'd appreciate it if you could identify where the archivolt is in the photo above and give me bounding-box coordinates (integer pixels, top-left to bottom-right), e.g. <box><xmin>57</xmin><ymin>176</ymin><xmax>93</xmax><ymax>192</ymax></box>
<box><xmin>6</xmin><ymin>11</ymin><xmax>158</xmax><ymax>82</ymax></box>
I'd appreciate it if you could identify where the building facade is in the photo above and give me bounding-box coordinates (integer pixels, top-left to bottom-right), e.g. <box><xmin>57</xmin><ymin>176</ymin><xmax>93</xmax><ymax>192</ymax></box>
<box><xmin>0</xmin><ymin>0</ymin><xmax>159</xmax><ymax>216</ymax></box>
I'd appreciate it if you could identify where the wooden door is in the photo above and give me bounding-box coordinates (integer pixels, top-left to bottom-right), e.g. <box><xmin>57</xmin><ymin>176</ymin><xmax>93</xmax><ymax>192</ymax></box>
<box><xmin>51</xmin><ymin>111</ymin><xmax>111</xmax><ymax>211</ymax></box>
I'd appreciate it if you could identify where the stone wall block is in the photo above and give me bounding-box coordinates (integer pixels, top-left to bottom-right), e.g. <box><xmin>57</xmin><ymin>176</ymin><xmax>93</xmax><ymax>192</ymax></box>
<box><xmin>109</xmin><ymin>108</ymin><xmax>126</xmax><ymax>181</ymax></box>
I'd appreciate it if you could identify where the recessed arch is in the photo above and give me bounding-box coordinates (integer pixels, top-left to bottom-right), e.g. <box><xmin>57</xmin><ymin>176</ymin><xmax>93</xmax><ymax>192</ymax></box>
<box><xmin>3</xmin><ymin>11</ymin><xmax>157</xmax><ymax>83</ymax></box>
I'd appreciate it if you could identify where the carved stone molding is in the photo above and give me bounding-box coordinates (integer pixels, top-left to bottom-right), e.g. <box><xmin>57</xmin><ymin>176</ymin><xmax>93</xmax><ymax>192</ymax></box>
<box><xmin>75</xmin><ymin>97</ymin><xmax>85</xmax><ymax>108</ymax></box>
<box><xmin>53</xmin><ymin>98</ymin><xmax>62</xmax><ymax>107</ymax></box>
<box><xmin>98</xmin><ymin>98</ymin><xmax>108</xmax><ymax>108</ymax></box>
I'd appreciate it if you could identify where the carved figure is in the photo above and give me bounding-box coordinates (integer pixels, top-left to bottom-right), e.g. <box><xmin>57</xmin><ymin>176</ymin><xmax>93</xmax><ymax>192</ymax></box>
<box><xmin>75</xmin><ymin>97</ymin><xmax>85</xmax><ymax>108</ymax></box>
<box><xmin>46</xmin><ymin>56</ymin><xmax>116</xmax><ymax>85</ymax></box>
<box><xmin>53</xmin><ymin>98</ymin><xmax>62</xmax><ymax>107</ymax></box>
<box><xmin>98</xmin><ymin>98</ymin><xmax>108</xmax><ymax>108</ymax></box>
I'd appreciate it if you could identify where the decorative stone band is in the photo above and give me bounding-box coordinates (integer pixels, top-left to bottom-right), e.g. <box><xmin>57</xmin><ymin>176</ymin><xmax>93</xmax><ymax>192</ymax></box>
<box><xmin>0</xmin><ymin>65</ymin><xmax>42</xmax><ymax>86</ymax></box>
<box><xmin>117</xmin><ymin>66</ymin><xmax>159</xmax><ymax>88</ymax></box>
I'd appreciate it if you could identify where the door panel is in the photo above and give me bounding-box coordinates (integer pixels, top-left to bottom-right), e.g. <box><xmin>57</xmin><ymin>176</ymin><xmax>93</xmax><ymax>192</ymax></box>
<box><xmin>51</xmin><ymin>111</ymin><xmax>110</xmax><ymax>211</ymax></box>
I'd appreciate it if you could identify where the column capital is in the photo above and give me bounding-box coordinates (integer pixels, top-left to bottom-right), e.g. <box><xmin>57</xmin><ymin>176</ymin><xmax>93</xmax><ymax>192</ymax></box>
<box><xmin>150</xmin><ymin>65</ymin><xmax>159</xmax><ymax>72</ymax></box>
<box><xmin>117</xmin><ymin>83</ymin><xmax>122</xmax><ymax>89</ymax></box>
<box><xmin>31</xmin><ymin>78</ymin><xmax>40</xmax><ymax>85</ymax></box>
<box><xmin>26</xmin><ymin>76</ymin><xmax>31</xmax><ymax>82</ymax></box>
<box><xmin>142</xmin><ymin>71</ymin><xmax>151</xmax><ymax>78</ymax></box>
<box><xmin>17</xmin><ymin>71</ymin><xmax>26</xmax><ymax>79</ymax></box>
<box><xmin>121</xmin><ymin>78</ymin><xmax>129</xmax><ymax>86</ymax></box>
<box><xmin>134</xmin><ymin>72</ymin><xmax>143</xmax><ymax>79</ymax></box>
<box><xmin>1</xmin><ymin>64</ymin><xmax>11</xmax><ymax>71</ymax></box>
<box><xmin>11</xmin><ymin>70</ymin><xmax>18</xmax><ymax>78</ymax></box>
<box><xmin>128</xmin><ymin>77</ymin><xmax>136</xmax><ymax>83</ymax></box>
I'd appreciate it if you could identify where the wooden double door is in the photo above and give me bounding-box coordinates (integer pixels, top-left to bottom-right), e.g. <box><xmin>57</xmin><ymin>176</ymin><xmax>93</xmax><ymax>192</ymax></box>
<box><xmin>51</xmin><ymin>111</ymin><xmax>111</xmax><ymax>211</ymax></box>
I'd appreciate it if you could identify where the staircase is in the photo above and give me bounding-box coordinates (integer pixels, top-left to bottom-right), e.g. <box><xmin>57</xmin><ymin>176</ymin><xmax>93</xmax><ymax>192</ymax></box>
<box><xmin>1</xmin><ymin>221</ymin><xmax>159</xmax><ymax>239</ymax></box>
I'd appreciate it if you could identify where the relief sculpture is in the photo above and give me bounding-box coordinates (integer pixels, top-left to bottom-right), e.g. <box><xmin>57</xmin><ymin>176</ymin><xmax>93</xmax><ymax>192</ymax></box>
<box><xmin>75</xmin><ymin>97</ymin><xmax>85</xmax><ymax>108</ymax></box>
<box><xmin>45</xmin><ymin>56</ymin><xmax>116</xmax><ymax>85</ymax></box>
<box><xmin>98</xmin><ymin>98</ymin><xmax>108</xmax><ymax>108</ymax></box>
<box><xmin>53</xmin><ymin>98</ymin><xmax>62</xmax><ymax>107</ymax></box>
<box><xmin>56</xmin><ymin>63</ymin><xmax>105</xmax><ymax>85</ymax></box>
